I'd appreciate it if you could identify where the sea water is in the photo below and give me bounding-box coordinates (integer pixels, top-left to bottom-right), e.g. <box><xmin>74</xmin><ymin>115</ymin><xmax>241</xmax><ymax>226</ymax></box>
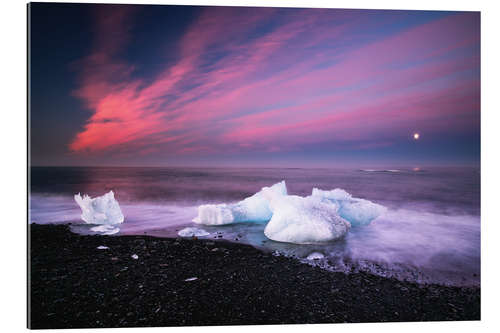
<box><xmin>29</xmin><ymin>166</ymin><xmax>480</xmax><ymax>286</ymax></box>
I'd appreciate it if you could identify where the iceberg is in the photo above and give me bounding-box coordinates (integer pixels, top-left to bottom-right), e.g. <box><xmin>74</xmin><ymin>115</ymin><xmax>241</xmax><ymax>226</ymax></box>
<box><xmin>193</xmin><ymin>181</ymin><xmax>287</xmax><ymax>225</ymax></box>
<box><xmin>178</xmin><ymin>227</ymin><xmax>210</xmax><ymax>237</ymax></box>
<box><xmin>311</xmin><ymin>188</ymin><xmax>386</xmax><ymax>226</ymax></box>
<box><xmin>263</xmin><ymin>195</ymin><xmax>350</xmax><ymax>244</ymax></box>
<box><xmin>192</xmin><ymin>181</ymin><xmax>386</xmax><ymax>244</ymax></box>
<box><xmin>74</xmin><ymin>190</ymin><xmax>124</xmax><ymax>225</ymax></box>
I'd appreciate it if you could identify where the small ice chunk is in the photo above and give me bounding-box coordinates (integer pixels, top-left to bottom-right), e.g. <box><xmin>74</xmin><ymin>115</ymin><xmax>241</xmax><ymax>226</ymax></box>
<box><xmin>193</xmin><ymin>181</ymin><xmax>287</xmax><ymax>225</ymax></box>
<box><xmin>264</xmin><ymin>195</ymin><xmax>350</xmax><ymax>244</ymax></box>
<box><xmin>193</xmin><ymin>204</ymin><xmax>234</xmax><ymax>225</ymax></box>
<box><xmin>131</xmin><ymin>254</ymin><xmax>139</xmax><ymax>260</ymax></box>
<box><xmin>74</xmin><ymin>191</ymin><xmax>124</xmax><ymax>225</ymax></box>
<box><xmin>97</xmin><ymin>245</ymin><xmax>109</xmax><ymax>250</ymax></box>
<box><xmin>306</xmin><ymin>252</ymin><xmax>325</xmax><ymax>260</ymax></box>
<box><xmin>184</xmin><ymin>277</ymin><xmax>198</xmax><ymax>281</ymax></box>
<box><xmin>178</xmin><ymin>227</ymin><xmax>210</xmax><ymax>237</ymax></box>
<box><xmin>91</xmin><ymin>225</ymin><xmax>120</xmax><ymax>235</ymax></box>
<box><xmin>311</xmin><ymin>188</ymin><xmax>386</xmax><ymax>226</ymax></box>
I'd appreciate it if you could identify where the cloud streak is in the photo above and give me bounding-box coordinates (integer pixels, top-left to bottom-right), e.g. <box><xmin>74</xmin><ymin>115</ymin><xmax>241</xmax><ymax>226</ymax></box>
<box><xmin>68</xmin><ymin>7</ymin><xmax>479</xmax><ymax>164</ymax></box>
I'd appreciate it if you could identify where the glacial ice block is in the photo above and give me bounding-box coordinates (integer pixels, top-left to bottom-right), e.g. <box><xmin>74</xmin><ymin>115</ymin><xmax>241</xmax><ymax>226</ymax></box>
<box><xmin>91</xmin><ymin>225</ymin><xmax>120</xmax><ymax>235</ymax></box>
<box><xmin>311</xmin><ymin>188</ymin><xmax>386</xmax><ymax>226</ymax></box>
<box><xmin>178</xmin><ymin>227</ymin><xmax>210</xmax><ymax>237</ymax></box>
<box><xmin>264</xmin><ymin>195</ymin><xmax>350</xmax><ymax>244</ymax></box>
<box><xmin>74</xmin><ymin>190</ymin><xmax>124</xmax><ymax>225</ymax></box>
<box><xmin>193</xmin><ymin>181</ymin><xmax>287</xmax><ymax>225</ymax></box>
<box><xmin>193</xmin><ymin>203</ymin><xmax>234</xmax><ymax>225</ymax></box>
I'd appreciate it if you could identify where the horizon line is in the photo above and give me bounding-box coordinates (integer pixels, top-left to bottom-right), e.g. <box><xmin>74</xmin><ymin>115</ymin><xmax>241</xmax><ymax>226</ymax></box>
<box><xmin>29</xmin><ymin>163</ymin><xmax>481</xmax><ymax>169</ymax></box>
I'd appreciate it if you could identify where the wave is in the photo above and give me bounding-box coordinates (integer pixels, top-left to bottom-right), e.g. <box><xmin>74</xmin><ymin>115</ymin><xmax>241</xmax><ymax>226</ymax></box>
<box><xmin>359</xmin><ymin>169</ymin><xmax>401</xmax><ymax>173</ymax></box>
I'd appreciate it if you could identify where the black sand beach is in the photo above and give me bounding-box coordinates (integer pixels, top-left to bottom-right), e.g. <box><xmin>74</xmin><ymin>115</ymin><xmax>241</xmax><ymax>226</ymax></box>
<box><xmin>29</xmin><ymin>224</ymin><xmax>480</xmax><ymax>329</ymax></box>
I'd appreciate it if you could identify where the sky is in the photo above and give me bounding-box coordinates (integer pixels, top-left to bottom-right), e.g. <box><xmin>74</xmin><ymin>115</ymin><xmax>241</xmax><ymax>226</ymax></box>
<box><xmin>29</xmin><ymin>3</ymin><xmax>480</xmax><ymax>168</ymax></box>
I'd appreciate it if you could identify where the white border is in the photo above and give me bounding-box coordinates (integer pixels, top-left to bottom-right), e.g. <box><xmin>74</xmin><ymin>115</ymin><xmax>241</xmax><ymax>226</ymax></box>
<box><xmin>1</xmin><ymin>0</ymin><xmax>499</xmax><ymax>332</ymax></box>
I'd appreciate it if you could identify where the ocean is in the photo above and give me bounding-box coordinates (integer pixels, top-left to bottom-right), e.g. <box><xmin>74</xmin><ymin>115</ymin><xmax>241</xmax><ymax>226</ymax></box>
<box><xmin>29</xmin><ymin>166</ymin><xmax>480</xmax><ymax>286</ymax></box>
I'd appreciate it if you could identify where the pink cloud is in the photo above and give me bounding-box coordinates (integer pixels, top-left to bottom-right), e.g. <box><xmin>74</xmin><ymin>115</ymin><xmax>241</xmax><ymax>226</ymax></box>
<box><xmin>69</xmin><ymin>9</ymin><xmax>479</xmax><ymax>158</ymax></box>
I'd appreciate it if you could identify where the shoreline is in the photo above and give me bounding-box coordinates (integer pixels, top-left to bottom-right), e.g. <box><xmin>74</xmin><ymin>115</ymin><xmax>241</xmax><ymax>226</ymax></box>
<box><xmin>29</xmin><ymin>224</ymin><xmax>480</xmax><ymax>328</ymax></box>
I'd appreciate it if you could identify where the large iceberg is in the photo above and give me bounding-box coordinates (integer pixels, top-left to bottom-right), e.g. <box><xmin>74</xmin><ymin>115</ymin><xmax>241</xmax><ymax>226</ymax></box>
<box><xmin>192</xmin><ymin>181</ymin><xmax>386</xmax><ymax>244</ymax></box>
<box><xmin>263</xmin><ymin>195</ymin><xmax>350</xmax><ymax>244</ymax></box>
<box><xmin>74</xmin><ymin>190</ymin><xmax>124</xmax><ymax>225</ymax></box>
<box><xmin>193</xmin><ymin>181</ymin><xmax>287</xmax><ymax>225</ymax></box>
<box><xmin>311</xmin><ymin>188</ymin><xmax>386</xmax><ymax>226</ymax></box>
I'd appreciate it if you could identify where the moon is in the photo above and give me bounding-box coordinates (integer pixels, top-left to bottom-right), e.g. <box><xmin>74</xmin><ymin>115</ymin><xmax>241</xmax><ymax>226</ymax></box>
<box><xmin>413</xmin><ymin>133</ymin><xmax>420</xmax><ymax>140</ymax></box>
